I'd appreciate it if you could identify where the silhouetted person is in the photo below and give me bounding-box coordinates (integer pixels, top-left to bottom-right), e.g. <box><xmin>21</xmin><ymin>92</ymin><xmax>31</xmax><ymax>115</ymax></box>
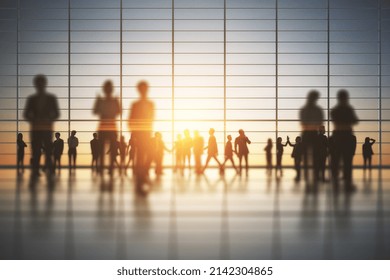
<box><xmin>222</xmin><ymin>135</ymin><xmax>238</xmax><ymax>173</ymax></box>
<box><xmin>17</xmin><ymin>133</ymin><xmax>27</xmax><ymax>173</ymax></box>
<box><xmin>202</xmin><ymin>128</ymin><xmax>222</xmax><ymax>173</ymax></box>
<box><xmin>183</xmin><ymin>129</ymin><xmax>193</xmax><ymax>171</ymax></box>
<box><xmin>264</xmin><ymin>138</ymin><xmax>273</xmax><ymax>173</ymax></box>
<box><xmin>276</xmin><ymin>136</ymin><xmax>288</xmax><ymax>176</ymax></box>
<box><xmin>288</xmin><ymin>136</ymin><xmax>303</xmax><ymax>182</ymax></box>
<box><xmin>67</xmin><ymin>130</ymin><xmax>78</xmax><ymax>172</ymax></box>
<box><xmin>93</xmin><ymin>80</ymin><xmax>121</xmax><ymax>175</ymax></box>
<box><xmin>330</xmin><ymin>89</ymin><xmax>359</xmax><ymax>191</ymax></box>
<box><xmin>153</xmin><ymin>132</ymin><xmax>170</xmax><ymax>176</ymax></box>
<box><xmin>316</xmin><ymin>125</ymin><xmax>328</xmax><ymax>182</ymax></box>
<box><xmin>362</xmin><ymin>137</ymin><xmax>375</xmax><ymax>172</ymax></box>
<box><xmin>128</xmin><ymin>81</ymin><xmax>154</xmax><ymax>194</ymax></box>
<box><xmin>107</xmin><ymin>137</ymin><xmax>120</xmax><ymax>175</ymax></box>
<box><xmin>118</xmin><ymin>135</ymin><xmax>127</xmax><ymax>175</ymax></box>
<box><xmin>173</xmin><ymin>134</ymin><xmax>184</xmax><ymax>174</ymax></box>
<box><xmin>193</xmin><ymin>130</ymin><xmax>204</xmax><ymax>175</ymax></box>
<box><xmin>235</xmin><ymin>129</ymin><xmax>251</xmax><ymax>176</ymax></box>
<box><xmin>299</xmin><ymin>90</ymin><xmax>324</xmax><ymax>181</ymax></box>
<box><xmin>52</xmin><ymin>132</ymin><xmax>64</xmax><ymax>174</ymax></box>
<box><xmin>126</xmin><ymin>133</ymin><xmax>136</xmax><ymax>174</ymax></box>
<box><xmin>23</xmin><ymin>74</ymin><xmax>59</xmax><ymax>177</ymax></box>
<box><xmin>90</xmin><ymin>133</ymin><xmax>100</xmax><ymax>173</ymax></box>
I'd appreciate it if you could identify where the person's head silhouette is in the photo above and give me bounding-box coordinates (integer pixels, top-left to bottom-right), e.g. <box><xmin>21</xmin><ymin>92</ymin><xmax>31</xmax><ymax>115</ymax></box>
<box><xmin>337</xmin><ymin>89</ymin><xmax>349</xmax><ymax>106</ymax></box>
<box><xmin>364</xmin><ymin>137</ymin><xmax>370</xmax><ymax>144</ymax></box>
<box><xmin>227</xmin><ymin>135</ymin><xmax>232</xmax><ymax>141</ymax></box>
<box><xmin>137</xmin><ymin>81</ymin><xmax>149</xmax><ymax>99</ymax></box>
<box><xmin>319</xmin><ymin>125</ymin><xmax>325</xmax><ymax>135</ymax></box>
<box><xmin>307</xmin><ymin>90</ymin><xmax>320</xmax><ymax>105</ymax></box>
<box><xmin>93</xmin><ymin>132</ymin><xmax>98</xmax><ymax>139</ymax></box>
<box><xmin>55</xmin><ymin>132</ymin><xmax>60</xmax><ymax>139</ymax></box>
<box><xmin>194</xmin><ymin>130</ymin><xmax>199</xmax><ymax>137</ymax></box>
<box><xmin>267</xmin><ymin>138</ymin><xmax>272</xmax><ymax>145</ymax></box>
<box><xmin>17</xmin><ymin>133</ymin><xmax>23</xmax><ymax>141</ymax></box>
<box><xmin>209</xmin><ymin>128</ymin><xmax>215</xmax><ymax>136</ymax></box>
<box><xmin>34</xmin><ymin>74</ymin><xmax>47</xmax><ymax>94</ymax></box>
<box><xmin>71</xmin><ymin>130</ymin><xmax>76</xmax><ymax>137</ymax></box>
<box><xmin>103</xmin><ymin>80</ymin><xmax>113</xmax><ymax>98</ymax></box>
<box><xmin>238</xmin><ymin>129</ymin><xmax>245</xmax><ymax>136</ymax></box>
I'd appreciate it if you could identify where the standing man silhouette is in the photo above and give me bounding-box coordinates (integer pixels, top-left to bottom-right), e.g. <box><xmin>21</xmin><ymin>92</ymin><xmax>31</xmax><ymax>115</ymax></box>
<box><xmin>299</xmin><ymin>90</ymin><xmax>324</xmax><ymax>181</ymax></box>
<box><xmin>90</xmin><ymin>133</ymin><xmax>100</xmax><ymax>173</ymax></box>
<box><xmin>128</xmin><ymin>81</ymin><xmax>154</xmax><ymax>194</ymax></box>
<box><xmin>362</xmin><ymin>137</ymin><xmax>375</xmax><ymax>172</ymax></box>
<box><xmin>264</xmin><ymin>138</ymin><xmax>273</xmax><ymax>174</ymax></box>
<box><xmin>17</xmin><ymin>133</ymin><xmax>27</xmax><ymax>173</ymax></box>
<box><xmin>93</xmin><ymin>80</ymin><xmax>121</xmax><ymax>175</ymax></box>
<box><xmin>234</xmin><ymin>129</ymin><xmax>251</xmax><ymax>176</ymax></box>
<box><xmin>67</xmin><ymin>130</ymin><xmax>78</xmax><ymax>172</ymax></box>
<box><xmin>330</xmin><ymin>89</ymin><xmax>359</xmax><ymax>191</ymax></box>
<box><xmin>23</xmin><ymin>74</ymin><xmax>59</xmax><ymax>177</ymax></box>
<box><xmin>53</xmin><ymin>132</ymin><xmax>64</xmax><ymax>174</ymax></box>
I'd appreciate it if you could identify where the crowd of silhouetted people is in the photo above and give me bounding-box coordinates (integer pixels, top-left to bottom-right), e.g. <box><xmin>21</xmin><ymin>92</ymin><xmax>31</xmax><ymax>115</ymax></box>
<box><xmin>17</xmin><ymin>74</ymin><xmax>377</xmax><ymax>194</ymax></box>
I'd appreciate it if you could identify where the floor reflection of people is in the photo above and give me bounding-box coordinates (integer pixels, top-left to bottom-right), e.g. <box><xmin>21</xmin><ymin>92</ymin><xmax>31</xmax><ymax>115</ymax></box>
<box><xmin>23</xmin><ymin>74</ymin><xmax>60</xmax><ymax>177</ymax></box>
<box><xmin>97</xmin><ymin>177</ymin><xmax>115</xmax><ymax>244</ymax></box>
<box><xmin>26</xmin><ymin>174</ymin><xmax>56</xmax><ymax>257</ymax></box>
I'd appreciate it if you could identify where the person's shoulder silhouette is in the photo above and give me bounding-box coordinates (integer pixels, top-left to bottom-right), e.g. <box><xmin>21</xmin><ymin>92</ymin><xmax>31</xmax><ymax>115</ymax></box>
<box><xmin>23</xmin><ymin>74</ymin><xmax>60</xmax><ymax>130</ymax></box>
<box><xmin>129</xmin><ymin>81</ymin><xmax>154</xmax><ymax>132</ymax></box>
<box><xmin>331</xmin><ymin>89</ymin><xmax>359</xmax><ymax>131</ymax></box>
<box><xmin>93</xmin><ymin>80</ymin><xmax>120</xmax><ymax>122</ymax></box>
<box><xmin>299</xmin><ymin>90</ymin><xmax>324</xmax><ymax>131</ymax></box>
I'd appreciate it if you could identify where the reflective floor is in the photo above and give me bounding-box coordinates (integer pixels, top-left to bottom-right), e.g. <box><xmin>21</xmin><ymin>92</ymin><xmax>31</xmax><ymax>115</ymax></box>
<box><xmin>0</xmin><ymin>168</ymin><xmax>389</xmax><ymax>260</ymax></box>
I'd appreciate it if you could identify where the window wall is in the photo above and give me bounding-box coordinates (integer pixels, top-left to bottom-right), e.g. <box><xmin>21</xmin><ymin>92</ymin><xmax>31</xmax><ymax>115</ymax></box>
<box><xmin>0</xmin><ymin>0</ymin><xmax>388</xmax><ymax>166</ymax></box>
